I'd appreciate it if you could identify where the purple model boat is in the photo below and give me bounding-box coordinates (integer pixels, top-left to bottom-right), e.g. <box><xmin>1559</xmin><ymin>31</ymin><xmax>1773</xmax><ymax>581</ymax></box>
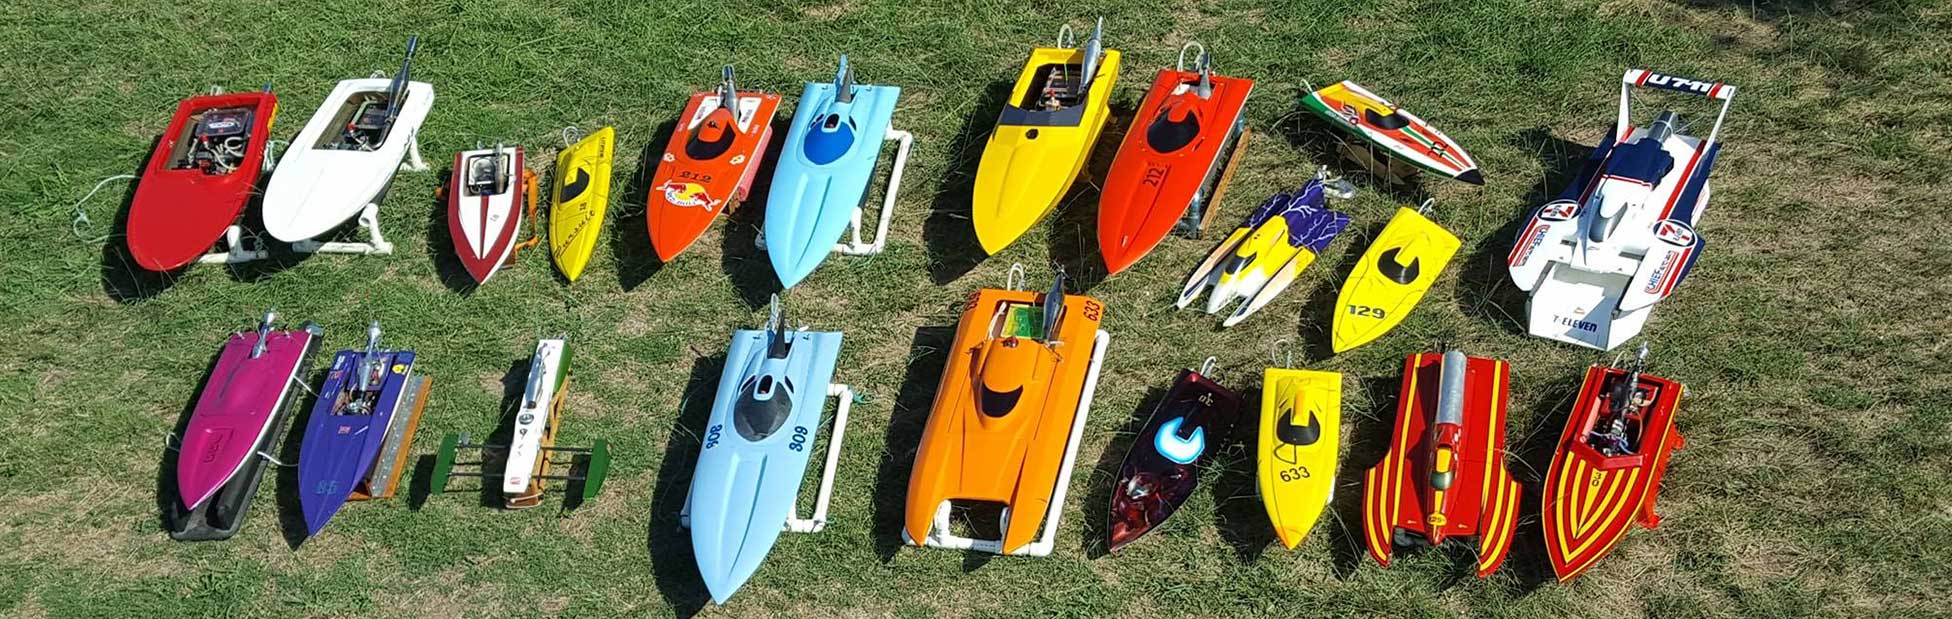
<box><xmin>172</xmin><ymin>311</ymin><xmax>322</xmax><ymax>541</ymax></box>
<box><xmin>296</xmin><ymin>321</ymin><xmax>419</xmax><ymax>537</ymax></box>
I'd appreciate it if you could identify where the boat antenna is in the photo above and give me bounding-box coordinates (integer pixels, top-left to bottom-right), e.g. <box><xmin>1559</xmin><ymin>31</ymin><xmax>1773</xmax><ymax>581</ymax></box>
<box><xmin>834</xmin><ymin>55</ymin><xmax>854</xmax><ymax>104</ymax></box>
<box><xmin>765</xmin><ymin>294</ymin><xmax>791</xmax><ymax>358</ymax></box>
<box><xmin>382</xmin><ymin>35</ymin><xmax>419</xmax><ymax>132</ymax></box>
<box><xmin>717</xmin><ymin>65</ymin><xmax>739</xmax><ymax>109</ymax></box>
<box><xmin>1076</xmin><ymin>17</ymin><xmax>1104</xmax><ymax>98</ymax></box>
<box><xmin>494</xmin><ymin>141</ymin><xmax>509</xmax><ymax>189</ymax></box>
<box><xmin>354</xmin><ymin>320</ymin><xmax>383</xmax><ymax>398</ymax></box>
<box><xmin>251</xmin><ymin>310</ymin><xmax>277</xmax><ymax>359</ymax></box>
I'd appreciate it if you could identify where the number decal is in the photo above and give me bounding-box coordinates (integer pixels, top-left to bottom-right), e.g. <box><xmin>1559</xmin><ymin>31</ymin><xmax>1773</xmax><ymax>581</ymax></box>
<box><xmin>1081</xmin><ymin>300</ymin><xmax>1103</xmax><ymax>322</ymax></box>
<box><xmin>703</xmin><ymin>424</ymin><xmax>722</xmax><ymax>450</ymax></box>
<box><xmin>1279</xmin><ymin>466</ymin><xmax>1312</xmax><ymax>483</ymax></box>
<box><xmin>788</xmin><ymin>426</ymin><xmax>810</xmax><ymax>452</ymax></box>
<box><xmin>1346</xmin><ymin>305</ymin><xmax>1387</xmax><ymax>319</ymax></box>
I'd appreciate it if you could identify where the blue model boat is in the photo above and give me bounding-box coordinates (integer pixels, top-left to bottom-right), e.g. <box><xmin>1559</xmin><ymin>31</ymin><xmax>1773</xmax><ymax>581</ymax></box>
<box><xmin>295</xmin><ymin>322</ymin><xmax>422</xmax><ymax>537</ymax></box>
<box><xmin>683</xmin><ymin>297</ymin><xmax>853</xmax><ymax>603</ymax></box>
<box><xmin>761</xmin><ymin>55</ymin><xmax>911</xmax><ymax>289</ymax></box>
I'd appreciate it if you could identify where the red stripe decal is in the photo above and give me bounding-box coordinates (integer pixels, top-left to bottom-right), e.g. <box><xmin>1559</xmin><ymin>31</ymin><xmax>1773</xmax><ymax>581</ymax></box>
<box><xmin>1659</xmin><ymin>146</ymin><xmax>1707</xmax><ymax>220</ymax></box>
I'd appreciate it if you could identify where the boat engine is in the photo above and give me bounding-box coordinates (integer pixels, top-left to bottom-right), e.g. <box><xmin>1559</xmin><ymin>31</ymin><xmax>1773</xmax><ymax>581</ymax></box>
<box><xmin>183</xmin><ymin>107</ymin><xmax>253</xmax><ymax>174</ymax></box>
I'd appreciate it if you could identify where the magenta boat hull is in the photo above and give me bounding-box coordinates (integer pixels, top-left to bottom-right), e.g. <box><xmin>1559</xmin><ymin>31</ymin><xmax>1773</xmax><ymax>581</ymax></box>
<box><xmin>176</xmin><ymin>328</ymin><xmax>317</xmax><ymax>511</ymax></box>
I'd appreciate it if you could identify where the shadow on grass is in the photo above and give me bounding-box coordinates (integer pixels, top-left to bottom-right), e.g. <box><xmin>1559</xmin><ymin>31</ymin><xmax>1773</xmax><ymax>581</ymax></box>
<box><xmin>420</xmin><ymin>161</ymin><xmax>483</xmax><ymax>294</ymax></box>
<box><xmin>1206</xmin><ymin>384</ymin><xmax>1276</xmax><ymax>563</ymax></box>
<box><xmin>718</xmin><ymin>116</ymin><xmax>791</xmax><ymax>309</ymax></box>
<box><xmin>1502</xmin><ymin>369</ymin><xmax>1587</xmax><ymax>591</ymax></box>
<box><xmin>1454</xmin><ymin>127</ymin><xmax>1594</xmax><ymax>335</ymax></box>
<box><xmin>1046</xmin><ymin>97</ymin><xmax>1134</xmax><ymax>294</ymax></box>
<box><xmin>870</xmin><ymin>325</ymin><xmax>955</xmax><ymax>562</ymax></box>
<box><xmin>274</xmin><ymin>360</ymin><xmax>324</xmax><ymax>550</ymax></box>
<box><xmin>924</xmin><ymin>80</ymin><xmax>1011</xmax><ymax>286</ymax></box>
<box><xmin>1326</xmin><ymin>375</ymin><xmax>1402</xmax><ymax>577</ymax></box>
<box><xmin>152</xmin><ymin>349</ymin><xmax>221</xmax><ymax>534</ymax></box>
<box><xmin>644</xmin><ymin>353</ymin><xmax>725</xmax><ymax>617</ymax></box>
<box><xmin>1079</xmin><ymin>386</ymin><xmax>1166</xmax><ymax>559</ymax></box>
<box><xmin>611</xmin><ymin>122</ymin><xmax>676</xmax><ymax>292</ymax></box>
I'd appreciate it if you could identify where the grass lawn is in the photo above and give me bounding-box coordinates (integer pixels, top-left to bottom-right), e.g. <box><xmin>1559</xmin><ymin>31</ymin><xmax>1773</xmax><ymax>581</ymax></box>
<box><xmin>3</xmin><ymin>0</ymin><xmax>1948</xmax><ymax>617</ymax></box>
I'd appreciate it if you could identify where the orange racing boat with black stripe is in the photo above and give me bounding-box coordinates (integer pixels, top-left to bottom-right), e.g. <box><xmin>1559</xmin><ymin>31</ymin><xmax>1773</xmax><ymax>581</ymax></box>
<box><xmin>1361</xmin><ymin>350</ymin><xmax>1521</xmax><ymax>577</ymax></box>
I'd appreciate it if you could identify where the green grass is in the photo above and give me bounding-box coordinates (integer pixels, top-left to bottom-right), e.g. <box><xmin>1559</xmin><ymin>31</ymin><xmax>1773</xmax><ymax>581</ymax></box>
<box><xmin>3</xmin><ymin>0</ymin><xmax>1950</xmax><ymax>617</ymax></box>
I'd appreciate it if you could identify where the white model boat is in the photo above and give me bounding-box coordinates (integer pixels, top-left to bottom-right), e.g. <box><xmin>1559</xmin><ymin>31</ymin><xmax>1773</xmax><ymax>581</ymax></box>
<box><xmin>262</xmin><ymin>36</ymin><xmax>433</xmax><ymax>255</ymax></box>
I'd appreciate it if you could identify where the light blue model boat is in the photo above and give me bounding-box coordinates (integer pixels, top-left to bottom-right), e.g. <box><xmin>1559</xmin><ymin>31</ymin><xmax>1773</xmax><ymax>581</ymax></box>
<box><xmin>760</xmin><ymin>55</ymin><xmax>912</xmax><ymax>289</ymax></box>
<box><xmin>683</xmin><ymin>297</ymin><xmax>854</xmax><ymax>604</ymax></box>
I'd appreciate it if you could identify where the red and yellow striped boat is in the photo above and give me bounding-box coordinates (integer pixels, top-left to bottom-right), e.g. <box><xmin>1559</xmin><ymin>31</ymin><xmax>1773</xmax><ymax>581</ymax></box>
<box><xmin>1542</xmin><ymin>362</ymin><xmax>1686</xmax><ymax>582</ymax></box>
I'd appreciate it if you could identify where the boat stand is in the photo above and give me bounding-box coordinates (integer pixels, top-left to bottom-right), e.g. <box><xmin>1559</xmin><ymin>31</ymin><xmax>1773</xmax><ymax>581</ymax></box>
<box><xmin>756</xmin><ymin>127</ymin><xmax>913</xmax><ymax>256</ymax></box>
<box><xmin>194</xmin><ymin>225</ymin><xmax>271</xmax><ymax>264</ymax></box>
<box><xmin>349</xmin><ymin>374</ymin><xmax>433</xmax><ymax>500</ymax></box>
<box><xmin>680</xmin><ymin>383</ymin><xmax>855</xmax><ymax>534</ymax></box>
<box><xmin>905</xmin><ymin>330</ymin><xmax>1110</xmax><ymax>557</ymax></box>
<box><xmin>1338</xmin><ymin>141</ymin><xmax>1420</xmax><ymax>186</ymax></box>
<box><xmin>1174</xmin><ymin>120</ymin><xmax>1252</xmax><ymax>239</ymax></box>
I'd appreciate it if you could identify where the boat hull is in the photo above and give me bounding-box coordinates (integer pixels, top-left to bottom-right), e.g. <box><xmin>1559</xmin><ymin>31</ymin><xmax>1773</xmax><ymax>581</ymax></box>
<box><xmin>1106</xmin><ymin>368</ymin><xmax>1241</xmax><ymax>552</ymax></box>
<box><xmin>1256</xmin><ymin>368</ymin><xmax>1341</xmax><ymax>550</ymax></box>
<box><xmin>1542</xmin><ymin>365</ymin><xmax>1686</xmax><ymax>581</ymax></box>
<box><xmin>1331</xmin><ymin>207</ymin><xmax>1460</xmax><ymax>353</ymax></box>
<box><xmin>127</xmin><ymin>92</ymin><xmax>279</xmax><ymax>271</ymax></box>
<box><xmin>262</xmin><ymin>79</ymin><xmax>434</xmax><ymax>242</ymax></box>
<box><xmin>762</xmin><ymin>80</ymin><xmax>901</xmax><ymax>288</ymax></box>
<box><xmin>296</xmin><ymin>348</ymin><xmax>417</xmax><ymax>537</ymax></box>
<box><xmin>649</xmin><ymin>89</ymin><xmax>781</xmax><ymax>262</ymax></box>
<box><xmin>1097</xmin><ymin>69</ymin><xmax>1252</xmax><ymax>274</ymax></box>
<box><xmin>1302</xmin><ymin>81</ymin><xmax>1482</xmax><ymax>184</ymax></box>
<box><xmin>549</xmin><ymin>128</ymin><xmax>616</xmax><ymax>283</ymax></box>
<box><xmin>971</xmin><ymin>47</ymin><xmax>1121</xmax><ymax>255</ymax></box>
<box><xmin>448</xmin><ymin>146</ymin><xmax>530</xmax><ymax>284</ymax></box>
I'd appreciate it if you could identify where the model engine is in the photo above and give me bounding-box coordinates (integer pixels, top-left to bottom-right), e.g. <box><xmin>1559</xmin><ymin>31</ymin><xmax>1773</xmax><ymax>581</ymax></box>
<box><xmin>181</xmin><ymin>107</ymin><xmax>253</xmax><ymax>174</ymax></box>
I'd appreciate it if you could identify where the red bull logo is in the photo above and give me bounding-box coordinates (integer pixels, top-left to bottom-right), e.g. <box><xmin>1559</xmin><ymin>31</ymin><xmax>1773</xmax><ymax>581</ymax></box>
<box><xmin>659</xmin><ymin>181</ymin><xmax>719</xmax><ymax>210</ymax></box>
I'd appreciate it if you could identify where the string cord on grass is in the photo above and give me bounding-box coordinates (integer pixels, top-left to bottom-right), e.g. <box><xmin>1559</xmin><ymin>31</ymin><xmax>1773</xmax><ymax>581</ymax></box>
<box><xmin>71</xmin><ymin>175</ymin><xmax>137</xmax><ymax>242</ymax></box>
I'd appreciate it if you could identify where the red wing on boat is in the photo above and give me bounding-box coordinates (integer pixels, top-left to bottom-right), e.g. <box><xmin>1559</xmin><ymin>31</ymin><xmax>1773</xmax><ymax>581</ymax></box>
<box><xmin>647</xmin><ymin>78</ymin><xmax>781</xmax><ymax>262</ymax></box>
<box><xmin>1096</xmin><ymin>67</ymin><xmax>1252</xmax><ymax>275</ymax></box>
<box><xmin>1361</xmin><ymin>351</ymin><xmax>1522</xmax><ymax>577</ymax></box>
<box><xmin>1542</xmin><ymin>364</ymin><xmax>1686</xmax><ymax>582</ymax></box>
<box><xmin>127</xmin><ymin>91</ymin><xmax>279</xmax><ymax>271</ymax></box>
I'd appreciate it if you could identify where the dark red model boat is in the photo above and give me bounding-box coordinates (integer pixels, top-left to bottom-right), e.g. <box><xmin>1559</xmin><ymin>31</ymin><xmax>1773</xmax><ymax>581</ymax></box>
<box><xmin>1106</xmin><ymin>364</ymin><xmax>1241</xmax><ymax>552</ymax></box>
<box><xmin>446</xmin><ymin>143</ymin><xmax>538</xmax><ymax>284</ymax></box>
<box><xmin>1542</xmin><ymin>351</ymin><xmax>1686</xmax><ymax>582</ymax></box>
<box><xmin>1096</xmin><ymin>46</ymin><xmax>1252</xmax><ymax>275</ymax></box>
<box><xmin>127</xmin><ymin>90</ymin><xmax>279</xmax><ymax>271</ymax></box>
<box><xmin>1361</xmin><ymin>350</ymin><xmax>1522</xmax><ymax>577</ymax></box>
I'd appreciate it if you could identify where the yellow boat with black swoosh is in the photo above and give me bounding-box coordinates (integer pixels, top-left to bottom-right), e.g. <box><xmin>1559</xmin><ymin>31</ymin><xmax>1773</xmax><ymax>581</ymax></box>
<box><xmin>971</xmin><ymin>18</ymin><xmax>1120</xmax><ymax>255</ymax></box>
<box><xmin>1331</xmin><ymin>202</ymin><xmax>1460</xmax><ymax>353</ymax></box>
<box><xmin>549</xmin><ymin>126</ymin><xmax>616</xmax><ymax>283</ymax></box>
<box><xmin>1256</xmin><ymin>367</ymin><xmax>1341</xmax><ymax>550</ymax></box>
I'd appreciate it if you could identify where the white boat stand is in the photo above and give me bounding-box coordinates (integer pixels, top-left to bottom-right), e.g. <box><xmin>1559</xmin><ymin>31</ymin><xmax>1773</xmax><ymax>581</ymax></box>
<box><xmin>903</xmin><ymin>329</ymin><xmax>1110</xmax><ymax>557</ymax></box>
<box><xmin>756</xmin><ymin>127</ymin><xmax>913</xmax><ymax>256</ymax></box>
<box><xmin>680</xmin><ymin>382</ymin><xmax>855</xmax><ymax>534</ymax></box>
<box><xmin>195</xmin><ymin>225</ymin><xmax>270</xmax><ymax>264</ymax></box>
<box><xmin>287</xmin><ymin>131</ymin><xmax>426</xmax><ymax>257</ymax></box>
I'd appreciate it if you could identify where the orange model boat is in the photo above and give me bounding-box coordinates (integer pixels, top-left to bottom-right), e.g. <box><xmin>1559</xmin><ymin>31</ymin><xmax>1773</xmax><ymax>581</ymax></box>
<box><xmin>1542</xmin><ymin>349</ymin><xmax>1686</xmax><ymax>582</ymax></box>
<box><xmin>904</xmin><ymin>269</ymin><xmax>1110</xmax><ymax>556</ymax></box>
<box><xmin>1362</xmin><ymin>351</ymin><xmax>1522</xmax><ymax>577</ymax></box>
<box><xmin>647</xmin><ymin>66</ymin><xmax>781</xmax><ymax>262</ymax></box>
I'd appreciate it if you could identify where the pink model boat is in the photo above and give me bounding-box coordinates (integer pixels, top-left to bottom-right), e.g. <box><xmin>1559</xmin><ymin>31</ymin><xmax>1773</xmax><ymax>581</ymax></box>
<box><xmin>170</xmin><ymin>311</ymin><xmax>322</xmax><ymax>541</ymax></box>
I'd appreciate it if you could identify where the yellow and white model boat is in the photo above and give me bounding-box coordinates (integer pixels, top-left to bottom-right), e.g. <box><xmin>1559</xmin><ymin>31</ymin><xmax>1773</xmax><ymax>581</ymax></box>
<box><xmin>971</xmin><ymin>18</ymin><xmax>1121</xmax><ymax>255</ymax></box>
<box><xmin>1257</xmin><ymin>367</ymin><xmax>1340</xmax><ymax>549</ymax></box>
<box><xmin>549</xmin><ymin>126</ymin><xmax>616</xmax><ymax>283</ymax></box>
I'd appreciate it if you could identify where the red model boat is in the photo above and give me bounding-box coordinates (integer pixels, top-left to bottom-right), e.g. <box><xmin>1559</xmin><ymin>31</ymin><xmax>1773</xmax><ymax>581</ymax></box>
<box><xmin>647</xmin><ymin>66</ymin><xmax>781</xmax><ymax>262</ymax></box>
<box><xmin>446</xmin><ymin>144</ymin><xmax>538</xmax><ymax>284</ymax></box>
<box><xmin>1096</xmin><ymin>46</ymin><xmax>1252</xmax><ymax>275</ymax></box>
<box><xmin>127</xmin><ymin>90</ymin><xmax>279</xmax><ymax>271</ymax></box>
<box><xmin>1362</xmin><ymin>351</ymin><xmax>1522</xmax><ymax>577</ymax></box>
<box><xmin>1542</xmin><ymin>354</ymin><xmax>1686</xmax><ymax>582</ymax></box>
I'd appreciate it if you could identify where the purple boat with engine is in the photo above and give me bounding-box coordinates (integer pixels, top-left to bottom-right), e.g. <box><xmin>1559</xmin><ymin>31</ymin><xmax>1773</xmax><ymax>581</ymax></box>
<box><xmin>296</xmin><ymin>321</ymin><xmax>425</xmax><ymax>538</ymax></box>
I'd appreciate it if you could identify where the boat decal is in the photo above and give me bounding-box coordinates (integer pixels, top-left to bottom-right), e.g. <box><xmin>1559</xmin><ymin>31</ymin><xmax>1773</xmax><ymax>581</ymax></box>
<box><xmin>1154</xmin><ymin>417</ymin><xmax>1205</xmax><ymax>465</ymax></box>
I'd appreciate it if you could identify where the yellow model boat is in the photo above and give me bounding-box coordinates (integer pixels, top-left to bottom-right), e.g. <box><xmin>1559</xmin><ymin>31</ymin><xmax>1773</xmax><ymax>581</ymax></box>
<box><xmin>1257</xmin><ymin>368</ymin><xmax>1340</xmax><ymax>549</ymax></box>
<box><xmin>549</xmin><ymin>126</ymin><xmax>616</xmax><ymax>282</ymax></box>
<box><xmin>971</xmin><ymin>19</ymin><xmax>1121</xmax><ymax>255</ymax></box>
<box><xmin>1331</xmin><ymin>204</ymin><xmax>1460</xmax><ymax>352</ymax></box>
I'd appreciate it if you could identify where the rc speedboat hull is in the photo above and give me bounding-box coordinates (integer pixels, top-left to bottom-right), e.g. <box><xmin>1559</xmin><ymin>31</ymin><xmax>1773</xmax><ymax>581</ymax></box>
<box><xmin>1543</xmin><ymin>364</ymin><xmax>1686</xmax><ymax>582</ymax></box>
<box><xmin>1361</xmin><ymin>351</ymin><xmax>1521</xmax><ymax>577</ymax></box>
<box><xmin>1106</xmin><ymin>368</ymin><xmax>1241</xmax><ymax>552</ymax></box>
<box><xmin>447</xmin><ymin>145</ymin><xmax>533</xmax><ymax>284</ymax></box>
<box><xmin>171</xmin><ymin>317</ymin><xmax>321</xmax><ymax>541</ymax></box>
<box><xmin>1097</xmin><ymin>65</ymin><xmax>1251</xmax><ymax>275</ymax></box>
<box><xmin>1302</xmin><ymin>81</ymin><xmax>1482</xmax><ymax>185</ymax></box>
<box><xmin>905</xmin><ymin>285</ymin><xmax>1108</xmax><ymax>556</ymax></box>
<box><xmin>296</xmin><ymin>346</ymin><xmax>417</xmax><ymax>537</ymax></box>
<box><xmin>971</xmin><ymin>34</ymin><xmax>1121</xmax><ymax>255</ymax></box>
<box><xmin>762</xmin><ymin>60</ymin><xmax>901</xmax><ymax>289</ymax></box>
<box><xmin>1176</xmin><ymin>178</ymin><xmax>1349</xmax><ymax>327</ymax></box>
<box><xmin>262</xmin><ymin>79</ymin><xmax>434</xmax><ymax>242</ymax></box>
<box><xmin>1331</xmin><ymin>206</ymin><xmax>1460</xmax><ymax>353</ymax></box>
<box><xmin>550</xmin><ymin>128</ymin><xmax>616</xmax><ymax>283</ymax></box>
<box><xmin>688</xmin><ymin>325</ymin><xmax>843</xmax><ymax>603</ymax></box>
<box><xmin>127</xmin><ymin>91</ymin><xmax>279</xmax><ymax>271</ymax></box>
<box><xmin>649</xmin><ymin>76</ymin><xmax>780</xmax><ymax>262</ymax></box>
<box><xmin>1257</xmin><ymin>368</ymin><xmax>1341</xmax><ymax>550</ymax></box>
